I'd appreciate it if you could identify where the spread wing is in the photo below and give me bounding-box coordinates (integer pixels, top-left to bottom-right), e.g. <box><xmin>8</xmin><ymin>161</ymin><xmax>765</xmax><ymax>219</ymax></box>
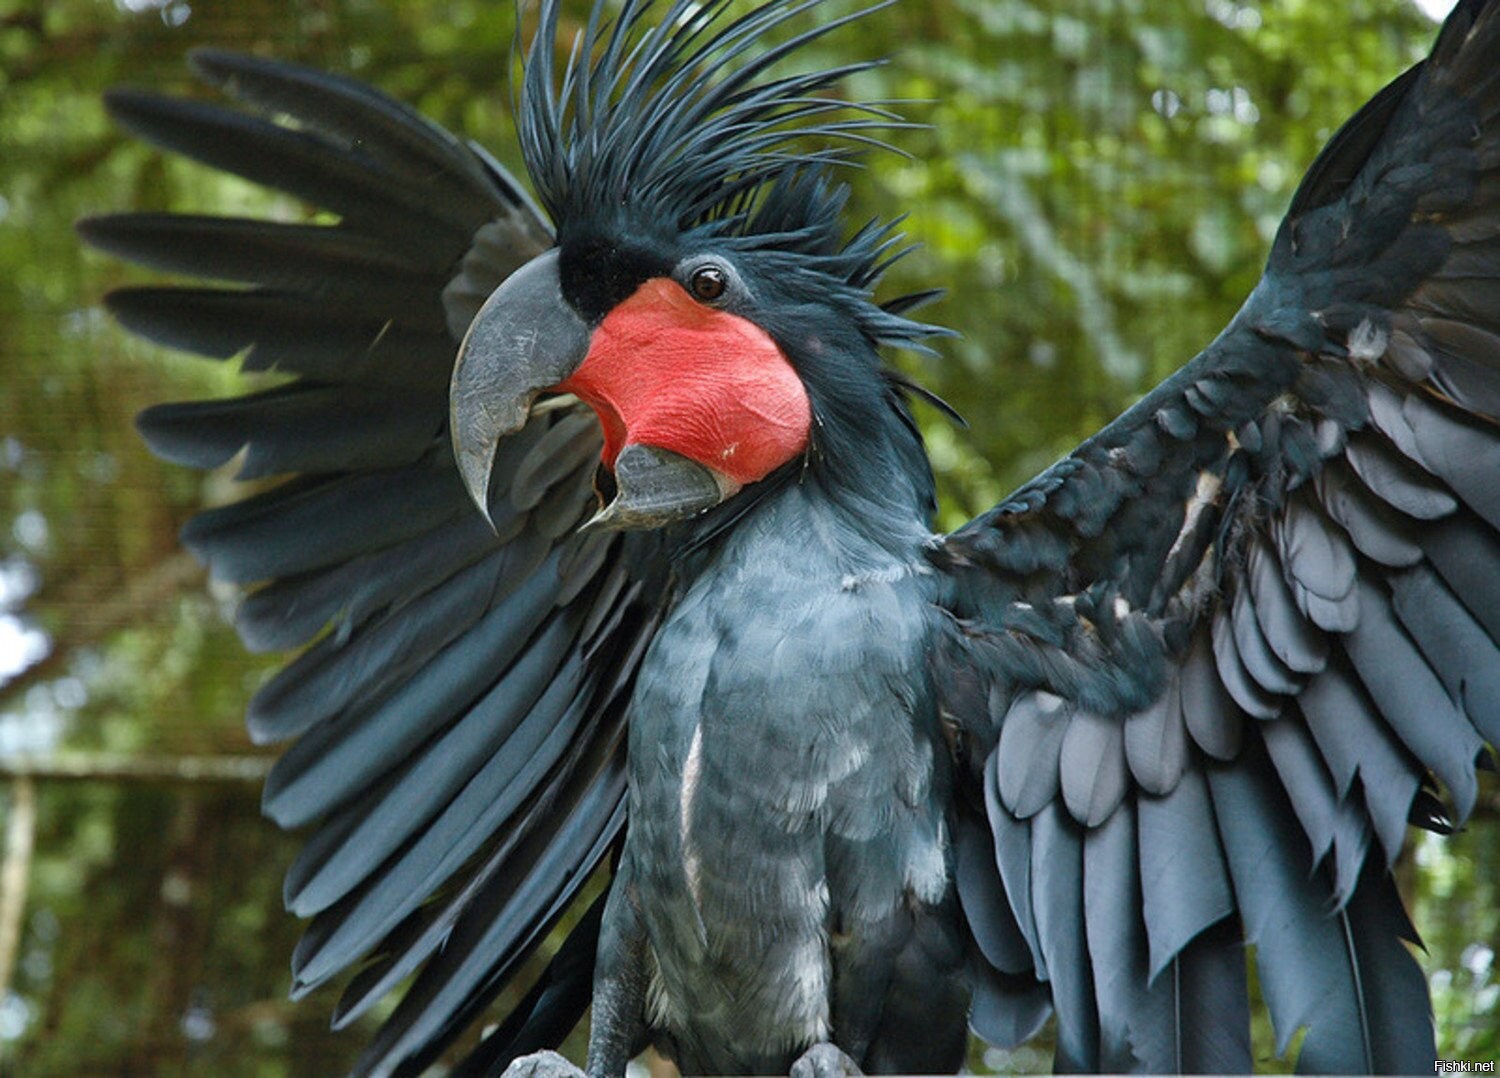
<box><xmin>79</xmin><ymin>51</ymin><xmax>667</xmax><ymax>1075</ymax></box>
<box><xmin>931</xmin><ymin>3</ymin><xmax>1500</xmax><ymax>1070</ymax></box>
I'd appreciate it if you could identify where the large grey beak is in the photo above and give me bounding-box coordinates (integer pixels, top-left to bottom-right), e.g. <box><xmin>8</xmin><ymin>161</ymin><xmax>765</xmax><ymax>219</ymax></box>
<box><xmin>450</xmin><ymin>250</ymin><xmax>590</xmax><ymax>525</ymax></box>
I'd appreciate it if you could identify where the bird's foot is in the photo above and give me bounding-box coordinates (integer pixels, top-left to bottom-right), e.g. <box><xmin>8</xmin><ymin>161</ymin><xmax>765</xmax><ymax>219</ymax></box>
<box><xmin>502</xmin><ymin>1049</ymin><xmax>587</xmax><ymax>1078</ymax></box>
<box><xmin>790</xmin><ymin>1042</ymin><xmax>862</xmax><ymax>1078</ymax></box>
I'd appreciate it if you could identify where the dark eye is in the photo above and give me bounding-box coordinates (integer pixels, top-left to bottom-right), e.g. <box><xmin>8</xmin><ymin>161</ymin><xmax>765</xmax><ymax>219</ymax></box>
<box><xmin>689</xmin><ymin>265</ymin><xmax>728</xmax><ymax>303</ymax></box>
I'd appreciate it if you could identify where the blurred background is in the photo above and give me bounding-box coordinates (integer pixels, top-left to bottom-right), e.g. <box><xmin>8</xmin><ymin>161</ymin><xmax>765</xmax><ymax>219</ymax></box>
<box><xmin>0</xmin><ymin>0</ymin><xmax>1495</xmax><ymax>1072</ymax></box>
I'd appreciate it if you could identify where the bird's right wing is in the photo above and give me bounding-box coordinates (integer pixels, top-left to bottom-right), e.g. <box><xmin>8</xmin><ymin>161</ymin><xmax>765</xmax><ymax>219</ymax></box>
<box><xmin>80</xmin><ymin>50</ymin><xmax>668</xmax><ymax>1075</ymax></box>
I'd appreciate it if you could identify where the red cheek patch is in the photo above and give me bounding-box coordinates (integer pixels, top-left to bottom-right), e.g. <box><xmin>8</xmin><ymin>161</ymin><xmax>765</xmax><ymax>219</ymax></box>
<box><xmin>557</xmin><ymin>277</ymin><xmax>811</xmax><ymax>486</ymax></box>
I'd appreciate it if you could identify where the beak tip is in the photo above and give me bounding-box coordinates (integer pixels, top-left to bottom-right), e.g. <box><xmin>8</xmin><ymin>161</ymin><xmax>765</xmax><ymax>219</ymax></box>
<box><xmin>580</xmin><ymin>500</ymin><xmax>623</xmax><ymax>533</ymax></box>
<box><xmin>456</xmin><ymin>447</ymin><xmax>500</xmax><ymax>532</ymax></box>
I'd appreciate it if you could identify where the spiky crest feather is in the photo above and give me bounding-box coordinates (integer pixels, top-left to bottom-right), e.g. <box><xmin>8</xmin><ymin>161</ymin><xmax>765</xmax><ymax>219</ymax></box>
<box><xmin>514</xmin><ymin>0</ymin><xmax>945</xmax><ymax>350</ymax></box>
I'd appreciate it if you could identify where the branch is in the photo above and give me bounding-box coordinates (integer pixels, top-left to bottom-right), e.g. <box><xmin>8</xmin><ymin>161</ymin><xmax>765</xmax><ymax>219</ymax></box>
<box><xmin>0</xmin><ymin>776</ymin><xmax>36</xmax><ymax>1006</ymax></box>
<box><xmin>0</xmin><ymin>754</ymin><xmax>271</xmax><ymax>785</ymax></box>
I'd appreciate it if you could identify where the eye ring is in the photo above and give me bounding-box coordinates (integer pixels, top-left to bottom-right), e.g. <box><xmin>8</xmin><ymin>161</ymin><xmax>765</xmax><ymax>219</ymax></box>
<box><xmin>689</xmin><ymin>264</ymin><xmax>728</xmax><ymax>303</ymax></box>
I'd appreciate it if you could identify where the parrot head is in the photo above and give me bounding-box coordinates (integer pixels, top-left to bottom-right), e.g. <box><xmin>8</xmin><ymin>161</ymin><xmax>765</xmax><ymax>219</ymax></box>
<box><xmin>450</xmin><ymin>0</ymin><xmax>945</xmax><ymax>533</ymax></box>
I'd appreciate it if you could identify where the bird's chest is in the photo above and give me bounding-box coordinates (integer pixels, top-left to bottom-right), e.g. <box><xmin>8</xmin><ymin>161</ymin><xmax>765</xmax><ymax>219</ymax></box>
<box><xmin>620</xmin><ymin>518</ymin><xmax>949</xmax><ymax>1067</ymax></box>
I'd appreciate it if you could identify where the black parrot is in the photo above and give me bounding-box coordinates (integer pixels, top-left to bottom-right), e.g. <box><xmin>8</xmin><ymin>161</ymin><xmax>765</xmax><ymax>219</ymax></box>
<box><xmin>79</xmin><ymin>0</ymin><xmax>1500</xmax><ymax>1073</ymax></box>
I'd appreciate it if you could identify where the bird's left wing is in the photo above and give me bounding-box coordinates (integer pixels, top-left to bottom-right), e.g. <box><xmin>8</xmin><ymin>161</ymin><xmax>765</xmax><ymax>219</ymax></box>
<box><xmin>80</xmin><ymin>51</ymin><xmax>668</xmax><ymax>1074</ymax></box>
<box><xmin>930</xmin><ymin>3</ymin><xmax>1499</xmax><ymax>1071</ymax></box>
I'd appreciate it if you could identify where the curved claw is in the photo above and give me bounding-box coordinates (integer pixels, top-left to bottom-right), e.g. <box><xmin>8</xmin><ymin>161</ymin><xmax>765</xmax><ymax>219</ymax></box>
<box><xmin>501</xmin><ymin>1049</ymin><xmax>587</xmax><ymax>1078</ymax></box>
<box><xmin>789</xmin><ymin>1042</ymin><xmax>863</xmax><ymax>1078</ymax></box>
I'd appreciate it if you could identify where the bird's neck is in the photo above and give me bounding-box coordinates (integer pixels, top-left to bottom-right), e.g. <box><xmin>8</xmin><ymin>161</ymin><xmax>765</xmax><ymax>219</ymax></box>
<box><xmin>671</xmin><ymin>366</ymin><xmax>937</xmax><ymax>572</ymax></box>
<box><xmin>673</xmin><ymin>439</ymin><xmax>935</xmax><ymax>593</ymax></box>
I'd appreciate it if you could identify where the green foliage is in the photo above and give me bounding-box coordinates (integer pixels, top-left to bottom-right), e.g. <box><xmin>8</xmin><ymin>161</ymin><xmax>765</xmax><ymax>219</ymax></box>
<box><xmin>0</xmin><ymin>0</ymin><xmax>1493</xmax><ymax>1072</ymax></box>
